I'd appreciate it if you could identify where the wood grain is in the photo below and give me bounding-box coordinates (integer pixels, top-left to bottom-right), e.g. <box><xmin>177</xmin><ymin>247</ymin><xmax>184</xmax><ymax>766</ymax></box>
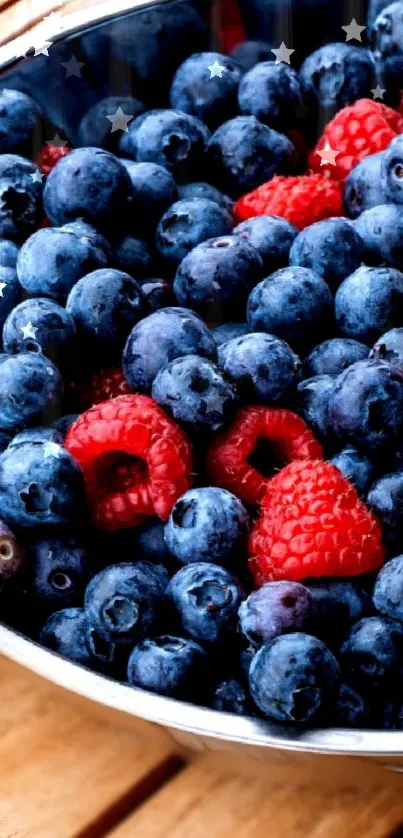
<box><xmin>0</xmin><ymin>0</ymin><xmax>106</xmax><ymax>44</ymax></box>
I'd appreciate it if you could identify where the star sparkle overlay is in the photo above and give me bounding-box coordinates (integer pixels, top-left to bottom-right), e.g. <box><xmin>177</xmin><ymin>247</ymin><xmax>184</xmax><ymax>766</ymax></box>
<box><xmin>342</xmin><ymin>17</ymin><xmax>366</xmax><ymax>42</ymax></box>
<box><xmin>271</xmin><ymin>42</ymin><xmax>295</xmax><ymax>65</ymax></box>
<box><xmin>46</xmin><ymin>133</ymin><xmax>69</xmax><ymax>148</ymax></box>
<box><xmin>0</xmin><ymin>282</ymin><xmax>7</xmax><ymax>298</ymax></box>
<box><xmin>43</xmin><ymin>441</ymin><xmax>62</xmax><ymax>460</ymax></box>
<box><xmin>371</xmin><ymin>84</ymin><xmax>386</xmax><ymax>100</ymax></box>
<box><xmin>62</xmin><ymin>55</ymin><xmax>85</xmax><ymax>78</ymax></box>
<box><xmin>20</xmin><ymin>322</ymin><xmax>38</xmax><ymax>340</ymax></box>
<box><xmin>30</xmin><ymin>171</ymin><xmax>45</xmax><ymax>183</ymax></box>
<box><xmin>317</xmin><ymin>142</ymin><xmax>340</xmax><ymax>167</ymax></box>
<box><xmin>208</xmin><ymin>60</ymin><xmax>227</xmax><ymax>79</ymax></box>
<box><xmin>105</xmin><ymin>107</ymin><xmax>135</xmax><ymax>134</ymax></box>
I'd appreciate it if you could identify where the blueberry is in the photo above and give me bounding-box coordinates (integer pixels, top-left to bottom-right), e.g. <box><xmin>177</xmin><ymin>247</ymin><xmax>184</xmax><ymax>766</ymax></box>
<box><xmin>120</xmin><ymin>160</ymin><xmax>178</xmax><ymax>237</ymax></box>
<box><xmin>374</xmin><ymin>555</ymin><xmax>403</xmax><ymax>622</ymax></box>
<box><xmin>131</xmin><ymin>518</ymin><xmax>171</xmax><ymax>564</ymax></box>
<box><xmin>207</xmin><ymin>115</ymin><xmax>297</xmax><ymax>198</ymax></box>
<box><xmin>174</xmin><ymin>235</ymin><xmax>263</xmax><ymax>320</ymax></box>
<box><xmin>344</xmin><ymin>153</ymin><xmax>386</xmax><ymax>219</ymax></box>
<box><xmin>152</xmin><ymin>355</ymin><xmax>238</xmax><ymax>433</ymax></box>
<box><xmin>247</xmin><ymin>266</ymin><xmax>332</xmax><ymax>351</ymax></box>
<box><xmin>381</xmin><ymin>135</ymin><xmax>403</xmax><ymax>204</ymax></box>
<box><xmin>330</xmin><ymin>447</ymin><xmax>376</xmax><ymax>495</ymax></box>
<box><xmin>16</xmin><ymin>226</ymin><xmax>108</xmax><ymax>302</ymax></box>
<box><xmin>239</xmin><ymin>581</ymin><xmax>315</xmax><ymax>647</ymax></box>
<box><xmin>0</xmin><ymin>89</ymin><xmax>41</xmax><ymax>156</ymax></box>
<box><xmin>340</xmin><ymin>616</ymin><xmax>403</xmax><ymax>690</ymax></box>
<box><xmin>30</xmin><ymin>538</ymin><xmax>89</xmax><ymax>612</ymax></box>
<box><xmin>371</xmin><ymin>327</ymin><xmax>403</xmax><ymax>367</ymax></box>
<box><xmin>304</xmin><ymin>338</ymin><xmax>369</xmax><ymax>377</ymax></box>
<box><xmin>372</xmin><ymin>2</ymin><xmax>403</xmax><ymax>101</ymax></box>
<box><xmin>0</xmin><ymin>267</ymin><xmax>22</xmax><ymax>332</ymax></box>
<box><xmin>0</xmin><ymin>240</ymin><xmax>18</xmax><ymax>268</ymax></box>
<box><xmin>137</xmin><ymin>278</ymin><xmax>175</xmax><ymax>312</ymax></box>
<box><xmin>166</xmin><ymin>562</ymin><xmax>244</xmax><ymax>645</ymax></box>
<box><xmin>230</xmin><ymin>40</ymin><xmax>274</xmax><ymax>72</ymax></box>
<box><xmin>67</xmin><ymin>269</ymin><xmax>145</xmax><ymax>361</ymax></box>
<box><xmin>368</xmin><ymin>472</ymin><xmax>403</xmax><ymax>551</ymax></box>
<box><xmin>0</xmin><ymin>519</ymin><xmax>24</xmax><ymax>580</ymax></box>
<box><xmin>354</xmin><ymin>204</ymin><xmax>403</xmax><ymax>269</ymax></box>
<box><xmin>123</xmin><ymin>307</ymin><xmax>217</xmax><ymax>392</ymax></box>
<box><xmin>170</xmin><ymin>52</ymin><xmax>242</xmax><ymax>129</ymax></box>
<box><xmin>299</xmin><ymin>44</ymin><xmax>374</xmax><ymax>127</ymax></box>
<box><xmin>9</xmin><ymin>427</ymin><xmax>64</xmax><ymax>449</ymax></box>
<box><xmin>0</xmin><ymin>353</ymin><xmax>62</xmax><ymax>433</ymax></box>
<box><xmin>59</xmin><ymin>220</ymin><xmax>112</xmax><ymax>261</ymax></box>
<box><xmin>212</xmin><ymin>323</ymin><xmax>251</xmax><ymax>346</ymax></box>
<box><xmin>156</xmin><ymin>198</ymin><xmax>233</xmax><ymax>269</ymax></box>
<box><xmin>113</xmin><ymin>236</ymin><xmax>153</xmax><ymax>277</ymax></box>
<box><xmin>218</xmin><ymin>332</ymin><xmax>300</xmax><ymax>403</ymax></box>
<box><xmin>52</xmin><ymin>414</ymin><xmax>78</xmax><ymax>439</ymax></box>
<box><xmin>2</xmin><ymin>298</ymin><xmax>77</xmax><ymax>371</ymax></box>
<box><xmin>368</xmin><ymin>0</ymin><xmax>393</xmax><ymax>28</ymax></box>
<box><xmin>76</xmin><ymin>95</ymin><xmax>145</xmax><ymax>151</ymax></box>
<box><xmin>335</xmin><ymin>266</ymin><xmax>403</xmax><ymax>344</ymax></box>
<box><xmin>233</xmin><ymin>215</ymin><xmax>297</xmax><ymax>274</ymax></box>
<box><xmin>305</xmin><ymin>578</ymin><xmax>372</xmax><ymax>634</ymax></box>
<box><xmin>0</xmin><ymin>439</ymin><xmax>84</xmax><ymax>529</ymax></box>
<box><xmin>165</xmin><ymin>487</ymin><xmax>248</xmax><ymax>566</ymax></box>
<box><xmin>249</xmin><ymin>633</ymin><xmax>340</xmax><ymax>724</ymax></box>
<box><xmin>294</xmin><ymin>375</ymin><xmax>335</xmax><ymax>444</ymax></box>
<box><xmin>43</xmin><ymin>148</ymin><xmax>133</xmax><ymax>232</ymax></box>
<box><xmin>238</xmin><ymin>62</ymin><xmax>302</xmax><ymax>133</ymax></box>
<box><xmin>333</xmin><ymin>684</ymin><xmax>369</xmax><ymax>728</ymax></box>
<box><xmin>39</xmin><ymin>607</ymin><xmax>115</xmax><ymax>671</ymax></box>
<box><xmin>127</xmin><ymin>635</ymin><xmax>211</xmax><ymax>701</ymax></box>
<box><xmin>84</xmin><ymin>561</ymin><xmax>168</xmax><ymax>644</ymax></box>
<box><xmin>211</xmin><ymin>679</ymin><xmax>253</xmax><ymax>715</ymax></box>
<box><xmin>119</xmin><ymin>109</ymin><xmax>209</xmax><ymax>183</ymax></box>
<box><xmin>178</xmin><ymin>182</ymin><xmax>233</xmax><ymax>212</ymax></box>
<box><xmin>0</xmin><ymin>155</ymin><xmax>43</xmax><ymax>241</ymax></box>
<box><xmin>289</xmin><ymin>219</ymin><xmax>365</xmax><ymax>292</ymax></box>
<box><xmin>329</xmin><ymin>360</ymin><xmax>403</xmax><ymax>453</ymax></box>
<box><xmin>0</xmin><ymin>431</ymin><xmax>11</xmax><ymax>453</ymax></box>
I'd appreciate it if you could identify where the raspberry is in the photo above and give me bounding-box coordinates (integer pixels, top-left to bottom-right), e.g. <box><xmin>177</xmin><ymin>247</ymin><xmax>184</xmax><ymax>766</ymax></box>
<box><xmin>37</xmin><ymin>144</ymin><xmax>71</xmax><ymax>176</ymax></box>
<box><xmin>207</xmin><ymin>406</ymin><xmax>323</xmax><ymax>506</ymax></box>
<box><xmin>76</xmin><ymin>367</ymin><xmax>132</xmax><ymax>411</ymax></box>
<box><xmin>65</xmin><ymin>394</ymin><xmax>193</xmax><ymax>530</ymax></box>
<box><xmin>234</xmin><ymin>175</ymin><xmax>343</xmax><ymax>230</ymax></box>
<box><xmin>249</xmin><ymin>459</ymin><xmax>385</xmax><ymax>585</ymax></box>
<box><xmin>309</xmin><ymin>99</ymin><xmax>403</xmax><ymax>182</ymax></box>
<box><xmin>217</xmin><ymin>0</ymin><xmax>246</xmax><ymax>53</ymax></box>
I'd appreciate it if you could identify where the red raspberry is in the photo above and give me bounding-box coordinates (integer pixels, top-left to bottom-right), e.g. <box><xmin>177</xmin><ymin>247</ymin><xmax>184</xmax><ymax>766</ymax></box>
<box><xmin>216</xmin><ymin>0</ymin><xmax>246</xmax><ymax>52</ymax></box>
<box><xmin>249</xmin><ymin>459</ymin><xmax>385</xmax><ymax>585</ymax></box>
<box><xmin>65</xmin><ymin>395</ymin><xmax>193</xmax><ymax>530</ymax></box>
<box><xmin>77</xmin><ymin>367</ymin><xmax>132</xmax><ymax>411</ymax></box>
<box><xmin>234</xmin><ymin>175</ymin><xmax>343</xmax><ymax>230</ymax></box>
<box><xmin>37</xmin><ymin>144</ymin><xmax>71</xmax><ymax>176</ymax></box>
<box><xmin>309</xmin><ymin>99</ymin><xmax>403</xmax><ymax>182</ymax></box>
<box><xmin>207</xmin><ymin>407</ymin><xmax>323</xmax><ymax>506</ymax></box>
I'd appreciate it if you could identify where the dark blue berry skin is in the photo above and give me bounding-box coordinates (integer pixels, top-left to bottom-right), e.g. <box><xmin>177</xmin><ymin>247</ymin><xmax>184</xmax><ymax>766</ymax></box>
<box><xmin>67</xmin><ymin>269</ymin><xmax>145</xmax><ymax>361</ymax></box>
<box><xmin>119</xmin><ymin>109</ymin><xmax>209</xmax><ymax>183</ymax></box>
<box><xmin>230</xmin><ymin>40</ymin><xmax>274</xmax><ymax>72</ymax></box>
<box><xmin>0</xmin><ymin>431</ymin><xmax>12</xmax><ymax>453</ymax></box>
<box><xmin>381</xmin><ymin>135</ymin><xmax>403</xmax><ymax>204</ymax></box>
<box><xmin>59</xmin><ymin>220</ymin><xmax>112</xmax><ymax>262</ymax></box>
<box><xmin>329</xmin><ymin>360</ymin><xmax>403</xmax><ymax>453</ymax></box>
<box><xmin>16</xmin><ymin>226</ymin><xmax>108</xmax><ymax>302</ymax></box>
<box><xmin>131</xmin><ymin>518</ymin><xmax>171</xmax><ymax>565</ymax></box>
<box><xmin>85</xmin><ymin>561</ymin><xmax>168</xmax><ymax>645</ymax></box>
<box><xmin>233</xmin><ymin>215</ymin><xmax>297</xmax><ymax>274</ymax></box>
<box><xmin>304</xmin><ymin>338</ymin><xmax>369</xmax><ymax>378</ymax></box>
<box><xmin>152</xmin><ymin>355</ymin><xmax>238</xmax><ymax>434</ymax></box>
<box><xmin>39</xmin><ymin>607</ymin><xmax>115</xmax><ymax>672</ymax></box>
<box><xmin>2</xmin><ymin>298</ymin><xmax>77</xmax><ymax>371</ymax></box>
<box><xmin>372</xmin><ymin>2</ymin><xmax>403</xmax><ymax>103</ymax></box>
<box><xmin>247</xmin><ymin>267</ymin><xmax>332</xmax><ymax>351</ymax></box>
<box><xmin>368</xmin><ymin>0</ymin><xmax>393</xmax><ymax>28</ymax></box>
<box><xmin>52</xmin><ymin>414</ymin><xmax>78</xmax><ymax>439</ymax></box>
<box><xmin>238</xmin><ymin>62</ymin><xmax>302</xmax><ymax>133</ymax></box>
<box><xmin>371</xmin><ymin>327</ymin><xmax>403</xmax><ymax>368</ymax></box>
<box><xmin>306</xmin><ymin>578</ymin><xmax>372</xmax><ymax>648</ymax></box>
<box><xmin>174</xmin><ymin>235</ymin><xmax>263</xmax><ymax>320</ymax></box>
<box><xmin>76</xmin><ymin>96</ymin><xmax>145</xmax><ymax>151</ymax></box>
<box><xmin>0</xmin><ymin>353</ymin><xmax>63</xmax><ymax>433</ymax></box>
<box><xmin>218</xmin><ymin>332</ymin><xmax>300</xmax><ymax>404</ymax></box>
<box><xmin>120</xmin><ymin>160</ymin><xmax>178</xmax><ymax>237</ymax></box>
<box><xmin>30</xmin><ymin>538</ymin><xmax>89</xmax><ymax>613</ymax></box>
<box><xmin>0</xmin><ymin>439</ymin><xmax>84</xmax><ymax>530</ymax></box>
<box><xmin>333</xmin><ymin>684</ymin><xmax>369</xmax><ymax>728</ymax></box>
<box><xmin>373</xmin><ymin>555</ymin><xmax>403</xmax><ymax>622</ymax></box>
<box><xmin>0</xmin><ymin>89</ymin><xmax>41</xmax><ymax>156</ymax></box>
<box><xmin>137</xmin><ymin>278</ymin><xmax>175</xmax><ymax>313</ymax></box>
<box><xmin>127</xmin><ymin>635</ymin><xmax>211</xmax><ymax>701</ymax></box>
<box><xmin>0</xmin><ymin>155</ymin><xmax>43</xmax><ymax>241</ymax></box>
<box><xmin>249</xmin><ymin>633</ymin><xmax>340</xmax><ymax>724</ymax></box>
<box><xmin>344</xmin><ymin>153</ymin><xmax>386</xmax><ymax>219</ymax></box>
<box><xmin>9</xmin><ymin>427</ymin><xmax>64</xmax><ymax>449</ymax></box>
<box><xmin>368</xmin><ymin>472</ymin><xmax>403</xmax><ymax>552</ymax></box>
<box><xmin>354</xmin><ymin>204</ymin><xmax>403</xmax><ymax>269</ymax></box>
<box><xmin>239</xmin><ymin>581</ymin><xmax>315</xmax><ymax>648</ymax></box>
<box><xmin>206</xmin><ymin>115</ymin><xmax>297</xmax><ymax>198</ymax></box>
<box><xmin>178</xmin><ymin>182</ymin><xmax>233</xmax><ymax>212</ymax></box>
<box><xmin>299</xmin><ymin>44</ymin><xmax>374</xmax><ymax>129</ymax></box>
<box><xmin>0</xmin><ymin>267</ymin><xmax>22</xmax><ymax>332</ymax></box>
<box><xmin>212</xmin><ymin>323</ymin><xmax>251</xmax><ymax>346</ymax></box>
<box><xmin>113</xmin><ymin>236</ymin><xmax>153</xmax><ymax>277</ymax></box>
<box><xmin>211</xmin><ymin>679</ymin><xmax>253</xmax><ymax>716</ymax></box>
<box><xmin>335</xmin><ymin>267</ymin><xmax>403</xmax><ymax>345</ymax></box>
<box><xmin>166</xmin><ymin>562</ymin><xmax>244</xmax><ymax>646</ymax></box>
<box><xmin>123</xmin><ymin>307</ymin><xmax>217</xmax><ymax>393</ymax></box>
<box><xmin>289</xmin><ymin>219</ymin><xmax>365</xmax><ymax>293</ymax></box>
<box><xmin>43</xmin><ymin>148</ymin><xmax>133</xmax><ymax>232</ymax></box>
<box><xmin>294</xmin><ymin>375</ymin><xmax>335</xmax><ymax>444</ymax></box>
<box><xmin>0</xmin><ymin>240</ymin><xmax>18</xmax><ymax>268</ymax></box>
<box><xmin>156</xmin><ymin>199</ymin><xmax>233</xmax><ymax>269</ymax></box>
<box><xmin>330</xmin><ymin>447</ymin><xmax>376</xmax><ymax>496</ymax></box>
<box><xmin>170</xmin><ymin>52</ymin><xmax>243</xmax><ymax>130</ymax></box>
<box><xmin>340</xmin><ymin>617</ymin><xmax>403</xmax><ymax>691</ymax></box>
<box><xmin>165</xmin><ymin>487</ymin><xmax>249</xmax><ymax>567</ymax></box>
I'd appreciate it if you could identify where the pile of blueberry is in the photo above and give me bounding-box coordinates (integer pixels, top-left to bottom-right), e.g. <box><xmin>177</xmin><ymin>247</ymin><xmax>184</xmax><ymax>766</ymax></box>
<box><xmin>4</xmin><ymin>0</ymin><xmax>403</xmax><ymax>731</ymax></box>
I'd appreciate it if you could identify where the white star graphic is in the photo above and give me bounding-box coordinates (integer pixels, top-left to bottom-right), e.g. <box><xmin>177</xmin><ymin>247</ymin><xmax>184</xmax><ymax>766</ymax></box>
<box><xmin>271</xmin><ymin>42</ymin><xmax>295</xmax><ymax>65</ymax></box>
<box><xmin>342</xmin><ymin>17</ymin><xmax>366</xmax><ymax>42</ymax></box>
<box><xmin>34</xmin><ymin>41</ymin><xmax>52</xmax><ymax>57</ymax></box>
<box><xmin>0</xmin><ymin>282</ymin><xmax>7</xmax><ymax>298</ymax></box>
<box><xmin>30</xmin><ymin>170</ymin><xmax>44</xmax><ymax>183</ymax></box>
<box><xmin>317</xmin><ymin>141</ymin><xmax>340</xmax><ymax>167</ymax></box>
<box><xmin>62</xmin><ymin>55</ymin><xmax>85</xmax><ymax>78</ymax></box>
<box><xmin>105</xmin><ymin>106</ymin><xmax>134</xmax><ymax>134</ymax></box>
<box><xmin>43</xmin><ymin>441</ymin><xmax>62</xmax><ymax>460</ymax></box>
<box><xmin>20</xmin><ymin>322</ymin><xmax>38</xmax><ymax>340</ymax></box>
<box><xmin>46</xmin><ymin>133</ymin><xmax>68</xmax><ymax>148</ymax></box>
<box><xmin>371</xmin><ymin>84</ymin><xmax>386</xmax><ymax>100</ymax></box>
<box><xmin>207</xmin><ymin>60</ymin><xmax>227</xmax><ymax>79</ymax></box>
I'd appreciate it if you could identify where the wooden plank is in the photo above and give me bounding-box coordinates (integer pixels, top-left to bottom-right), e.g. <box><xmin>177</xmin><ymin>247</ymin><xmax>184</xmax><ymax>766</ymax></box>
<box><xmin>0</xmin><ymin>656</ymin><xmax>180</xmax><ymax>838</ymax></box>
<box><xmin>0</xmin><ymin>0</ymin><xmax>106</xmax><ymax>45</ymax></box>
<box><xmin>107</xmin><ymin>753</ymin><xmax>403</xmax><ymax>838</ymax></box>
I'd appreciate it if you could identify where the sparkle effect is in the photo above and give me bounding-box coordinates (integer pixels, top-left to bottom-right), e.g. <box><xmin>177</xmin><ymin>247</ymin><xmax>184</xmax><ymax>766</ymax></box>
<box><xmin>317</xmin><ymin>142</ymin><xmax>340</xmax><ymax>167</ymax></box>
<box><xmin>46</xmin><ymin>133</ymin><xmax>68</xmax><ymax>148</ymax></box>
<box><xmin>208</xmin><ymin>60</ymin><xmax>227</xmax><ymax>79</ymax></box>
<box><xmin>371</xmin><ymin>84</ymin><xmax>386</xmax><ymax>100</ymax></box>
<box><xmin>30</xmin><ymin>170</ymin><xmax>45</xmax><ymax>183</ymax></box>
<box><xmin>20</xmin><ymin>322</ymin><xmax>38</xmax><ymax>340</ymax></box>
<box><xmin>105</xmin><ymin>107</ymin><xmax>134</xmax><ymax>134</ymax></box>
<box><xmin>0</xmin><ymin>282</ymin><xmax>7</xmax><ymax>298</ymax></box>
<box><xmin>62</xmin><ymin>55</ymin><xmax>85</xmax><ymax>78</ymax></box>
<box><xmin>43</xmin><ymin>441</ymin><xmax>62</xmax><ymax>460</ymax></box>
<box><xmin>271</xmin><ymin>42</ymin><xmax>295</xmax><ymax>65</ymax></box>
<box><xmin>342</xmin><ymin>18</ymin><xmax>366</xmax><ymax>42</ymax></box>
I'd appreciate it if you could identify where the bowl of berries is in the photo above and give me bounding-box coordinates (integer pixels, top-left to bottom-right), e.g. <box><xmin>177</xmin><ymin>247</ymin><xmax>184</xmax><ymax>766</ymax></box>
<box><xmin>3</xmin><ymin>0</ymin><xmax>403</xmax><ymax>771</ymax></box>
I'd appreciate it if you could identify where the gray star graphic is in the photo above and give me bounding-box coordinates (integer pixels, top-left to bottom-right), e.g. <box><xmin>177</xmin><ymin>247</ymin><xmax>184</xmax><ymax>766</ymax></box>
<box><xmin>46</xmin><ymin>133</ymin><xmax>68</xmax><ymax>148</ymax></box>
<box><xmin>105</xmin><ymin>107</ymin><xmax>134</xmax><ymax>134</ymax></box>
<box><xmin>342</xmin><ymin>17</ymin><xmax>366</xmax><ymax>42</ymax></box>
<box><xmin>62</xmin><ymin>55</ymin><xmax>85</xmax><ymax>78</ymax></box>
<box><xmin>207</xmin><ymin>60</ymin><xmax>227</xmax><ymax>79</ymax></box>
<box><xmin>30</xmin><ymin>170</ymin><xmax>44</xmax><ymax>183</ymax></box>
<box><xmin>271</xmin><ymin>42</ymin><xmax>295</xmax><ymax>65</ymax></box>
<box><xmin>20</xmin><ymin>322</ymin><xmax>37</xmax><ymax>340</ymax></box>
<box><xmin>371</xmin><ymin>84</ymin><xmax>386</xmax><ymax>100</ymax></box>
